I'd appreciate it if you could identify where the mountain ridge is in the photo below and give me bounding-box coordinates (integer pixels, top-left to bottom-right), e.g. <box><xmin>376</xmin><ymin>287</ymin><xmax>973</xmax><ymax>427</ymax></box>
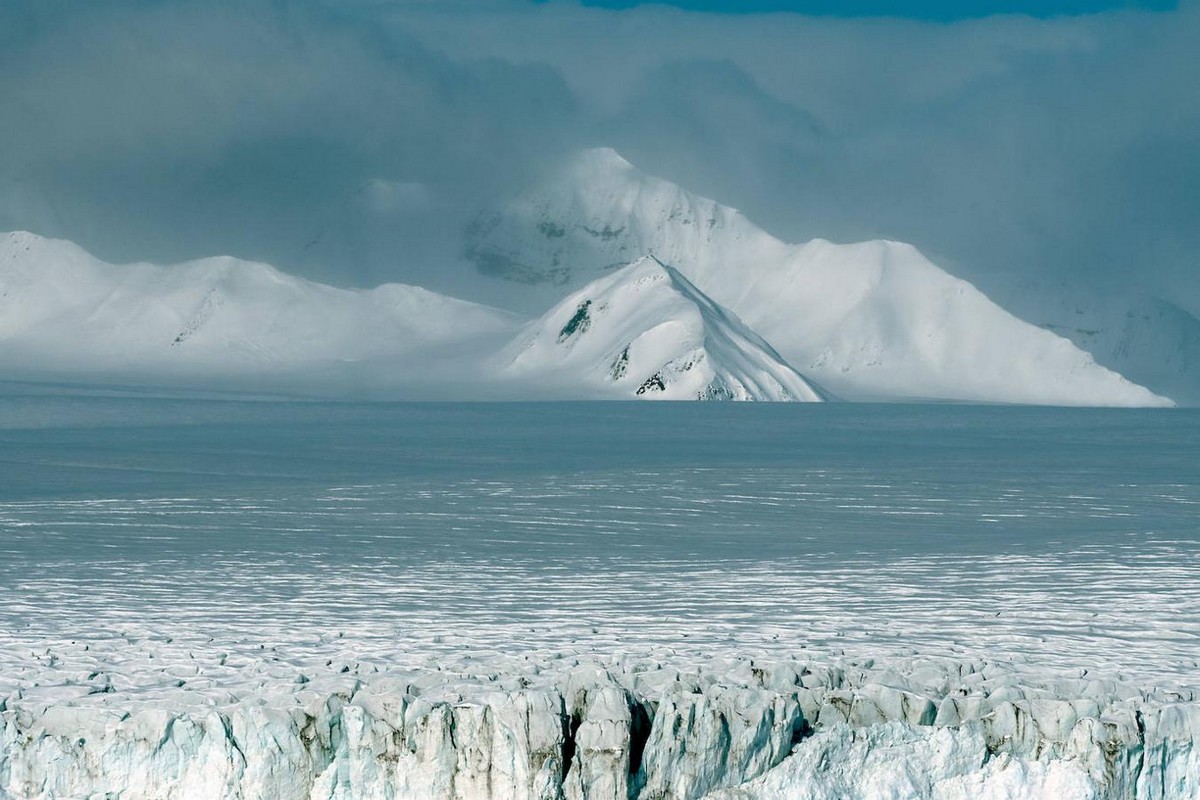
<box><xmin>0</xmin><ymin>230</ymin><xmax>521</xmax><ymax>396</ymax></box>
<box><xmin>0</xmin><ymin>196</ymin><xmax>1178</xmax><ymax>407</ymax></box>
<box><xmin>466</xmin><ymin>148</ymin><xmax>1173</xmax><ymax>408</ymax></box>
<box><xmin>499</xmin><ymin>255</ymin><xmax>825</xmax><ymax>402</ymax></box>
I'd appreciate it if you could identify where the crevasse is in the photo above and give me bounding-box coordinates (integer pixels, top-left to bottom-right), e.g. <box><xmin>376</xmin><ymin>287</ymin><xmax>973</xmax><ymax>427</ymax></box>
<box><xmin>3</xmin><ymin>658</ymin><xmax>1197</xmax><ymax>799</ymax></box>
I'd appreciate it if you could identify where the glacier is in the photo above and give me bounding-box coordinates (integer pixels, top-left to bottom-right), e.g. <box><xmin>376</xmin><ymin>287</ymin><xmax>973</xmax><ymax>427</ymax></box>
<box><xmin>4</xmin><ymin>650</ymin><xmax>1199</xmax><ymax>799</ymax></box>
<box><xmin>2</xmin><ymin>399</ymin><xmax>1199</xmax><ymax>798</ymax></box>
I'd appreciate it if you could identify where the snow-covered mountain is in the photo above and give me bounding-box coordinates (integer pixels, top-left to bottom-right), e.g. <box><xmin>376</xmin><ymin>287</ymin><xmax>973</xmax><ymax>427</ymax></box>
<box><xmin>467</xmin><ymin>148</ymin><xmax>1172</xmax><ymax>407</ymax></box>
<box><xmin>0</xmin><ymin>231</ymin><xmax>818</xmax><ymax>402</ymax></box>
<box><xmin>998</xmin><ymin>283</ymin><xmax>1200</xmax><ymax>407</ymax></box>
<box><xmin>499</xmin><ymin>256</ymin><xmax>824</xmax><ymax>401</ymax></box>
<box><xmin>0</xmin><ymin>230</ymin><xmax>520</xmax><ymax>395</ymax></box>
<box><xmin>0</xmin><ymin>218</ymin><xmax>1178</xmax><ymax>407</ymax></box>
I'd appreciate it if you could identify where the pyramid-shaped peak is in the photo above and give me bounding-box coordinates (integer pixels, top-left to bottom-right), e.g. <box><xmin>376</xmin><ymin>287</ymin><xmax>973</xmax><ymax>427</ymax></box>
<box><xmin>501</xmin><ymin>256</ymin><xmax>824</xmax><ymax>402</ymax></box>
<box><xmin>464</xmin><ymin>147</ymin><xmax>770</xmax><ymax>300</ymax></box>
<box><xmin>607</xmin><ymin>255</ymin><xmax>708</xmax><ymax>299</ymax></box>
<box><xmin>617</xmin><ymin>253</ymin><xmax>674</xmax><ymax>277</ymax></box>
<box><xmin>638</xmin><ymin>253</ymin><xmax>671</xmax><ymax>269</ymax></box>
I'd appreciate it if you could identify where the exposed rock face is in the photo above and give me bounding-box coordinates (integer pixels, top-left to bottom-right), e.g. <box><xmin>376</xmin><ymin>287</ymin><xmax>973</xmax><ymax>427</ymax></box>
<box><xmin>3</xmin><ymin>656</ymin><xmax>1199</xmax><ymax>799</ymax></box>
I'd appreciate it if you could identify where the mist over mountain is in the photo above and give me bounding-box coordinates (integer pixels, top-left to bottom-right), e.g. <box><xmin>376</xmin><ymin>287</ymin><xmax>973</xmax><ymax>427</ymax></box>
<box><xmin>0</xmin><ymin>214</ymin><xmax>1172</xmax><ymax>406</ymax></box>
<box><xmin>468</xmin><ymin>147</ymin><xmax>1172</xmax><ymax>406</ymax></box>
<box><xmin>0</xmin><ymin>0</ymin><xmax>1196</xmax><ymax>323</ymax></box>
<box><xmin>6</xmin><ymin>6</ymin><xmax>1200</xmax><ymax>797</ymax></box>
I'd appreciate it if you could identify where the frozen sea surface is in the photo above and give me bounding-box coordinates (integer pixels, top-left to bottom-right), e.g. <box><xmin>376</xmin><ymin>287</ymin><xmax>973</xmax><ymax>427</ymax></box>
<box><xmin>4</xmin><ymin>391</ymin><xmax>1200</xmax><ymax>799</ymax></box>
<box><xmin>1</xmin><ymin>392</ymin><xmax>1197</xmax><ymax>690</ymax></box>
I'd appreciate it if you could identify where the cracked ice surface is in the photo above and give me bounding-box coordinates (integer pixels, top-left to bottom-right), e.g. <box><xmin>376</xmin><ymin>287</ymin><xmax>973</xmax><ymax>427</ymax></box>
<box><xmin>1</xmin><ymin>398</ymin><xmax>1200</xmax><ymax>797</ymax></box>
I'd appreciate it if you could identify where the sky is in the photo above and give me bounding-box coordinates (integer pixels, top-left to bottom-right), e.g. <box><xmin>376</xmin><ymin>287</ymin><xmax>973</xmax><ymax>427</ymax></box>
<box><xmin>0</xmin><ymin>0</ymin><xmax>1196</xmax><ymax>312</ymax></box>
<box><xmin>557</xmin><ymin>0</ymin><xmax>1175</xmax><ymax>18</ymax></box>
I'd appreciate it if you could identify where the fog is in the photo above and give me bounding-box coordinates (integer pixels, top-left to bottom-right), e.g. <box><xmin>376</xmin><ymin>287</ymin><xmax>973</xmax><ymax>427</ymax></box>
<box><xmin>1</xmin><ymin>0</ymin><xmax>1196</xmax><ymax>311</ymax></box>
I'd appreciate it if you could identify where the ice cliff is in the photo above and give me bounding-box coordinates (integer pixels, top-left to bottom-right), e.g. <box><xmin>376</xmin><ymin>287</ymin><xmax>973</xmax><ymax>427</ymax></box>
<box><xmin>3</xmin><ymin>654</ymin><xmax>1198</xmax><ymax>799</ymax></box>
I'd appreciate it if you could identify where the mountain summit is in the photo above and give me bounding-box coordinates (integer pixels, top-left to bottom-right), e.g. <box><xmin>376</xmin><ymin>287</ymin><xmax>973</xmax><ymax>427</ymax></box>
<box><xmin>467</xmin><ymin>148</ymin><xmax>1172</xmax><ymax>407</ymax></box>
<box><xmin>500</xmin><ymin>256</ymin><xmax>824</xmax><ymax>402</ymax></box>
<box><xmin>0</xmin><ymin>212</ymin><xmax>1176</xmax><ymax>407</ymax></box>
<box><xmin>466</xmin><ymin>146</ymin><xmax>763</xmax><ymax>289</ymax></box>
<box><xmin>0</xmin><ymin>230</ymin><xmax>520</xmax><ymax>395</ymax></box>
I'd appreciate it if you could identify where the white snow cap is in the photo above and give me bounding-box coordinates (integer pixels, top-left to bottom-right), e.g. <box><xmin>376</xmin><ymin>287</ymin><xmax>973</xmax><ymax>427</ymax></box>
<box><xmin>502</xmin><ymin>255</ymin><xmax>825</xmax><ymax>402</ymax></box>
<box><xmin>0</xmin><ymin>230</ymin><xmax>520</xmax><ymax>394</ymax></box>
<box><xmin>469</xmin><ymin>149</ymin><xmax>1174</xmax><ymax>407</ymax></box>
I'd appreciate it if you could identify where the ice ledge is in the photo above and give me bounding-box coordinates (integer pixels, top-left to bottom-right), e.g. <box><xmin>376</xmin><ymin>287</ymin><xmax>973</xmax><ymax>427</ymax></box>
<box><xmin>2</xmin><ymin>656</ymin><xmax>1198</xmax><ymax>799</ymax></box>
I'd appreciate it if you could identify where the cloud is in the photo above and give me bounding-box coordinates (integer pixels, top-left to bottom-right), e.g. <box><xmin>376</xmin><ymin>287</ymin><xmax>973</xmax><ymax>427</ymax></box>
<box><xmin>0</xmin><ymin>0</ymin><xmax>1196</xmax><ymax>311</ymax></box>
<box><xmin>0</xmin><ymin>0</ymin><xmax>580</xmax><ymax>288</ymax></box>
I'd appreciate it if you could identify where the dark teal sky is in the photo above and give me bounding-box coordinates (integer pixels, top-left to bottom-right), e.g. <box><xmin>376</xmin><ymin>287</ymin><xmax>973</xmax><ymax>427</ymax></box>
<box><xmin>546</xmin><ymin>0</ymin><xmax>1174</xmax><ymax>19</ymax></box>
<box><xmin>0</xmin><ymin>0</ymin><xmax>1195</xmax><ymax>307</ymax></box>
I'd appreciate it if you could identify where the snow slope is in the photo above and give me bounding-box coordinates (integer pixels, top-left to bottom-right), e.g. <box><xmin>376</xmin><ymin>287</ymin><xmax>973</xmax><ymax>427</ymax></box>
<box><xmin>0</xmin><ymin>231</ymin><xmax>817</xmax><ymax>402</ymax></box>
<box><xmin>467</xmin><ymin>148</ymin><xmax>1172</xmax><ymax>407</ymax></box>
<box><xmin>0</xmin><ymin>230</ymin><xmax>520</xmax><ymax>394</ymax></box>
<box><xmin>498</xmin><ymin>256</ymin><xmax>824</xmax><ymax>401</ymax></box>
<box><xmin>0</xmin><ymin>214</ymin><xmax>1176</xmax><ymax>407</ymax></box>
<box><xmin>1004</xmin><ymin>284</ymin><xmax>1200</xmax><ymax>407</ymax></box>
